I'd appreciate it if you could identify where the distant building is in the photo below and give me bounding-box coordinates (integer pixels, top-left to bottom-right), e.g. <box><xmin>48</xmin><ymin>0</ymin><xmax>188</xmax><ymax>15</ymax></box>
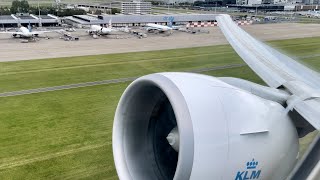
<box><xmin>238</xmin><ymin>0</ymin><xmax>292</xmax><ymax>5</ymax></box>
<box><xmin>236</xmin><ymin>0</ymin><xmax>248</xmax><ymax>5</ymax></box>
<box><xmin>65</xmin><ymin>14</ymin><xmax>219</xmax><ymax>27</ymax></box>
<box><xmin>272</xmin><ymin>0</ymin><xmax>288</xmax><ymax>4</ymax></box>
<box><xmin>247</xmin><ymin>0</ymin><xmax>262</xmax><ymax>5</ymax></box>
<box><xmin>121</xmin><ymin>1</ymin><xmax>152</xmax><ymax>15</ymax></box>
<box><xmin>0</xmin><ymin>14</ymin><xmax>59</xmax><ymax>28</ymax></box>
<box><xmin>200</xmin><ymin>0</ymin><xmax>236</xmax><ymax>6</ymax></box>
<box><xmin>303</xmin><ymin>0</ymin><xmax>320</xmax><ymax>4</ymax></box>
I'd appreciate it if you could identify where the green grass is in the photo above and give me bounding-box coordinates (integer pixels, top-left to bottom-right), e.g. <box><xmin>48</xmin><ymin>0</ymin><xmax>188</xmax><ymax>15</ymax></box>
<box><xmin>296</xmin><ymin>17</ymin><xmax>320</xmax><ymax>24</ymax></box>
<box><xmin>0</xmin><ymin>36</ymin><xmax>319</xmax><ymax>179</ymax></box>
<box><xmin>0</xmin><ymin>83</ymin><xmax>126</xmax><ymax>179</ymax></box>
<box><xmin>0</xmin><ymin>46</ymin><xmax>240</xmax><ymax>93</ymax></box>
<box><xmin>1</xmin><ymin>37</ymin><xmax>320</xmax><ymax>93</ymax></box>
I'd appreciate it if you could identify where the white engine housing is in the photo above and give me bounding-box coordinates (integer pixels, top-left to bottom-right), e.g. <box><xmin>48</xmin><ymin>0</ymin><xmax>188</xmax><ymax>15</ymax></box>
<box><xmin>113</xmin><ymin>73</ymin><xmax>299</xmax><ymax>180</ymax></box>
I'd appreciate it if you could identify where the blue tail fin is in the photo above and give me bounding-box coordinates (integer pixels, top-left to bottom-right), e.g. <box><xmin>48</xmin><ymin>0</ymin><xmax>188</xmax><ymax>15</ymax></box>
<box><xmin>167</xmin><ymin>17</ymin><xmax>174</xmax><ymax>27</ymax></box>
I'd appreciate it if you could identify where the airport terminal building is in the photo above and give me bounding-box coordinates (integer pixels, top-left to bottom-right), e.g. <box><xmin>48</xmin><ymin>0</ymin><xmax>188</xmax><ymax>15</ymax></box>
<box><xmin>0</xmin><ymin>13</ymin><xmax>251</xmax><ymax>29</ymax></box>
<box><xmin>64</xmin><ymin>14</ymin><xmax>219</xmax><ymax>27</ymax></box>
<box><xmin>0</xmin><ymin>13</ymin><xmax>219</xmax><ymax>29</ymax></box>
<box><xmin>0</xmin><ymin>13</ymin><xmax>59</xmax><ymax>28</ymax></box>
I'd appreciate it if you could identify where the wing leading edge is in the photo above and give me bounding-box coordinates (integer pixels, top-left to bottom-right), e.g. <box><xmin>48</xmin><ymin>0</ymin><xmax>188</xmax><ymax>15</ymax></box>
<box><xmin>216</xmin><ymin>14</ymin><xmax>320</xmax><ymax>130</ymax></box>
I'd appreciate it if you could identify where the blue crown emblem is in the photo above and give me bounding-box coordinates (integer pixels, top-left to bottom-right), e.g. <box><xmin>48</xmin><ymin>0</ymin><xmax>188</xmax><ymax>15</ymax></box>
<box><xmin>246</xmin><ymin>159</ymin><xmax>258</xmax><ymax>169</ymax></box>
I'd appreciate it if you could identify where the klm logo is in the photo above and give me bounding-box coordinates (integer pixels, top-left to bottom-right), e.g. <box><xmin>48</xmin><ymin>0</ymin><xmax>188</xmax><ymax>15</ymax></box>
<box><xmin>235</xmin><ymin>159</ymin><xmax>261</xmax><ymax>180</ymax></box>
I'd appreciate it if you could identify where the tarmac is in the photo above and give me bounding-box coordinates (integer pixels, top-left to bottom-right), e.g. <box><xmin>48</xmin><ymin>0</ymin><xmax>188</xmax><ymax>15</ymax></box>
<box><xmin>0</xmin><ymin>23</ymin><xmax>320</xmax><ymax>62</ymax></box>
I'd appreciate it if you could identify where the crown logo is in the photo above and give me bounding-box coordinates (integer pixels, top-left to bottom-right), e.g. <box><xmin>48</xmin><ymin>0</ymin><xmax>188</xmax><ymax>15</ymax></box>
<box><xmin>246</xmin><ymin>159</ymin><xmax>258</xmax><ymax>169</ymax></box>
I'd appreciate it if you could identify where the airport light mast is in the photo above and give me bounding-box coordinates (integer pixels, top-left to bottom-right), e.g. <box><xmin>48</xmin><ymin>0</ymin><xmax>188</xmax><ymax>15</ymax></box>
<box><xmin>38</xmin><ymin>1</ymin><xmax>42</xmax><ymax>27</ymax></box>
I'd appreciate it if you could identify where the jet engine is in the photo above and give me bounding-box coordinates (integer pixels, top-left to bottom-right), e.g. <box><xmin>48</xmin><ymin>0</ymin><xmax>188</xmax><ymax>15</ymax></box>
<box><xmin>113</xmin><ymin>73</ymin><xmax>299</xmax><ymax>180</ymax></box>
<box><xmin>101</xmin><ymin>28</ymin><xmax>111</xmax><ymax>34</ymax></box>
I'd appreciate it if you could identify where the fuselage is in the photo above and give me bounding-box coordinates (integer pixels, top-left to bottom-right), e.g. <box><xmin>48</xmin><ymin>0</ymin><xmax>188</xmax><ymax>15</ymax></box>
<box><xmin>90</xmin><ymin>25</ymin><xmax>112</xmax><ymax>35</ymax></box>
<box><xmin>20</xmin><ymin>27</ymin><xmax>33</xmax><ymax>37</ymax></box>
<box><xmin>14</xmin><ymin>27</ymin><xmax>33</xmax><ymax>37</ymax></box>
<box><xmin>146</xmin><ymin>23</ymin><xmax>173</xmax><ymax>31</ymax></box>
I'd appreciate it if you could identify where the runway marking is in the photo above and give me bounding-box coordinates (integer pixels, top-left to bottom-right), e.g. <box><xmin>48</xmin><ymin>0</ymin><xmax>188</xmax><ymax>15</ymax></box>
<box><xmin>0</xmin><ymin>64</ymin><xmax>246</xmax><ymax>97</ymax></box>
<box><xmin>300</xmin><ymin>54</ymin><xmax>320</xmax><ymax>59</ymax></box>
<box><xmin>0</xmin><ymin>77</ymin><xmax>136</xmax><ymax>97</ymax></box>
<box><xmin>0</xmin><ymin>51</ymin><xmax>235</xmax><ymax>76</ymax></box>
<box><xmin>0</xmin><ymin>143</ymin><xmax>109</xmax><ymax>170</ymax></box>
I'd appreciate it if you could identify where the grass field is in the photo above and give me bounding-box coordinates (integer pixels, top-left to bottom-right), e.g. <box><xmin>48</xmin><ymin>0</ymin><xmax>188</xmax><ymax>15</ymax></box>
<box><xmin>0</xmin><ymin>37</ymin><xmax>320</xmax><ymax>179</ymax></box>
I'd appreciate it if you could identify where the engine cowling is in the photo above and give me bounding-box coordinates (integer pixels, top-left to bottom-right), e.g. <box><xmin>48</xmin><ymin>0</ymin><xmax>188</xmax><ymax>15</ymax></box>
<box><xmin>113</xmin><ymin>72</ymin><xmax>299</xmax><ymax>180</ymax></box>
<box><xmin>101</xmin><ymin>28</ymin><xmax>111</xmax><ymax>34</ymax></box>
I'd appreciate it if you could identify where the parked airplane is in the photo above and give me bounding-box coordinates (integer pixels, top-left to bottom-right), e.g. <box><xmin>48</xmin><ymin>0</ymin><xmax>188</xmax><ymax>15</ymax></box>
<box><xmin>0</xmin><ymin>23</ymin><xmax>50</xmax><ymax>38</ymax></box>
<box><xmin>145</xmin><ymin>21</ymin><xmax>180</xmax><ymax>33</ymax></box>
<box><xmin>299</xmin><ymin>10</ymin><xmax>320</xmax><ymax>18</ymax></box>
<box><xmin>145</xmin><ymin>23</ymin><xmax>173</xmax><ymax>32</ymax></box>
<box><xmin>87</xmin><ymin>19</ymin><xmax>117</xmax><ymax>37</ymax></box>
<box><xmin>145</xmin><ymin>18</ymin><xmax>181</xmax><ymax>33</ymax></box>
<box><xmin>112</xmin><ymin>14</ymin><xmax>320</xmax><ymax>180</ymax></box>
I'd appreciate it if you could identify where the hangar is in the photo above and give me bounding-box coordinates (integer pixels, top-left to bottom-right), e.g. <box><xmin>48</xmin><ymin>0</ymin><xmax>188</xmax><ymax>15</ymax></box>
<box><xmin>64</xmin><ymin>14</ymin><xmax>219</xmax><ymax>27</ymax></box>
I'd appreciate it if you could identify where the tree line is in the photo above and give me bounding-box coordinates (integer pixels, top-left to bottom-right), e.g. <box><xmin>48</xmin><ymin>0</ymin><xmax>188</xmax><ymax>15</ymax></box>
<box><xmin>0</xmin><ymin>0</ymin><xmax>87</xmax><ymax>16</ymax></box>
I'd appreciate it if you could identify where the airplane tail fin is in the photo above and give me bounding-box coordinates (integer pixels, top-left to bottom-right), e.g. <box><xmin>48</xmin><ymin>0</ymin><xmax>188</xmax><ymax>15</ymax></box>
<box><xmin>124</xmin><ymin>25</ymin><xmax>129</xmax><ymax>32</ymax></box>
<box><xmin>109</xmin><ymin>19</ymin><xmax>112</xmax><ymax>28</ymax></box>
<box><xmin>165</xmin><ymin>17</ymin><xmax>174</xmax><ymax>28</ymax></box>
<box><xmin>168</xmin><ymin>19</ymin><xmax>173</xmax><ymax>28</ymax></box>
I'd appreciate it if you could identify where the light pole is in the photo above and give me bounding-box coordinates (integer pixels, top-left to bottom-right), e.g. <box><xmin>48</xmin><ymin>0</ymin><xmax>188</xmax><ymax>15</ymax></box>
<box><xmin>255</xmin><ymin>6</ymin><xmax>257</xmax><ymax>16</ymax></box>
<box><xmin>215</xmin><ymin>2</ymin><xmax>217</xmax><ymax>14</ymax></box>
<box><xmin>110</xmin><ymin>2</ymin><xmax>112</xmax><ymax>15</ymax></box>
<box><xmin>38</xmin><ymin>1</ymin><xmax>42</xmax><ymax>27</ymax></box>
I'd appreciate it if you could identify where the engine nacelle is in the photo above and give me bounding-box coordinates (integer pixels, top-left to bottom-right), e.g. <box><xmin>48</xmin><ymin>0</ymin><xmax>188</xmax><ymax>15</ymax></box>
<box><xmin>113</xmin><ymin>73</ymin><xmax>299</xmax><ymax>180</ymax></box>
<box><xmin>101</xmin><ymin>28</ymin><xmax>111</xmax><ymax>34</ymax></box>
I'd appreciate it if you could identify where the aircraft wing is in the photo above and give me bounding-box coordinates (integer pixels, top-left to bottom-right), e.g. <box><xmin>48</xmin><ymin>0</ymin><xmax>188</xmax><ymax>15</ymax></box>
<box><xmin>0</xmin><ymin>30</ymin><xmax>51</xmax><ymax>35</ymax></box>
<box><xmin>30</xmin><ymin>31</ymin><xmax>51</xmax><ymax>35</ymax></box>
<box><xmin>171</xmin><ymin>25</ymin><xmax>181</xmax><ymax>30</ymax></box>
<box><xmin>216</xmin><ymin>14</ymin><xmax>320</xmax><ymax>130</ymax></box>
<box><xmin>0</xmin><ymin>31</ymin><xmax>23</xmax><ymax>35</ymax></box>
<box><xmin>216</xmin><ymin>14</ymin><xmax>320</xmax><ymax>89</ymax></box>
<box><xmin>146</xmin><ymin>24</ymin><xmax>170</xmax><ymax>31</ymax></box>
<box><xmin>146</xmin><ymin>26</ymin><xmax>163</xmax><ymax>31</ymax></box>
